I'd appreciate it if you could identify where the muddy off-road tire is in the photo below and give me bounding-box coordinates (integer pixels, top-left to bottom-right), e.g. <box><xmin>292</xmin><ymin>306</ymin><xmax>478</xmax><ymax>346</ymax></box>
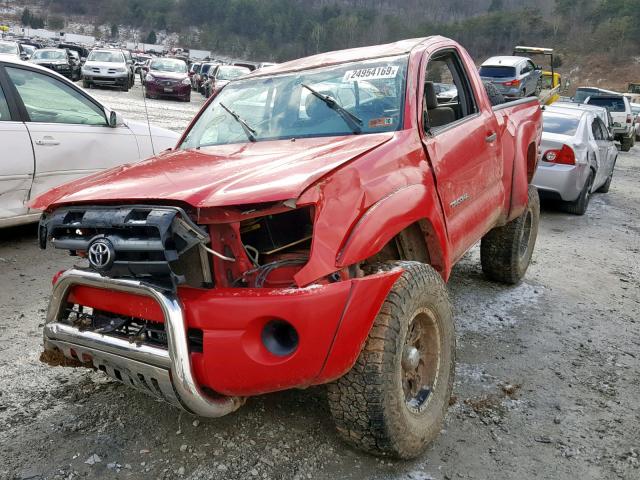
<box><xmin>480</xmin><ymin>185</ymin><xmax>540</xmax><ymax>284</ymax></box>
<box><xmin>563</xmin><ymin>170</ymin><xmax>594</xmax><ymax>216</ymax></box>
<box><xmin>327</xmin><ymin>261</ymin><xmax>455</xmax><ymax>459</ymax></box>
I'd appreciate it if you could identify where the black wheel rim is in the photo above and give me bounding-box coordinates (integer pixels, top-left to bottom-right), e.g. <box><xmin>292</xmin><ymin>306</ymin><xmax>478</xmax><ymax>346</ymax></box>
<box><xmin>402</xmin><ymin>307</ymin><xmax>441</xmax><ymax>414</ymax></box>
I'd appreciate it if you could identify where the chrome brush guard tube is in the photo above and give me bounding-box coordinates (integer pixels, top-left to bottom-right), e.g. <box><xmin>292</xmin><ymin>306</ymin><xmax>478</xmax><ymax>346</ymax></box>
<box><xmin>43</xmin><ymin>268</ymin><xmax>243</xmax><ymax>417</ymax></box>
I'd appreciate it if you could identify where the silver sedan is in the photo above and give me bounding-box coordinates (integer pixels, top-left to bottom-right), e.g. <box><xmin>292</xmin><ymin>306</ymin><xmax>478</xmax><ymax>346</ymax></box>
<box><xmin>532</xmin><ymin>108</ymin><xmax>617</xmax><ymax>215</ymax></box>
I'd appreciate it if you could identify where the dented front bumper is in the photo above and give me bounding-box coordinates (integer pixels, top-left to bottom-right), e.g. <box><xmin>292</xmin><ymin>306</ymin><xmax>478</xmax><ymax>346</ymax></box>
<box><xmin>43</xmin><ymin>268</ymin><xmax>400</xmax><ymax>414</ymax></box>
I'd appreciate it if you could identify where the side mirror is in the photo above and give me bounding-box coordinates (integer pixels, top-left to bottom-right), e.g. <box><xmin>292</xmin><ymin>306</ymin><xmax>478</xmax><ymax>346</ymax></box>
<box><xmin>107</xmin><ymin>110</ymin><xmax>124</xmax><ymax>128</ymax></box>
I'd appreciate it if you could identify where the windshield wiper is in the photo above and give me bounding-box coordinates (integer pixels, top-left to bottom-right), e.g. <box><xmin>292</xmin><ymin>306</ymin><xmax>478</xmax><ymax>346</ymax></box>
<box><xmin>301</xmin><ymin>84</ymin><xmax>363</xmax><ymax>134</ymax></box>
<box><xmin>219</xmin><ymin>102</ymin><xmax>257</xmax><ymax>142</ymax></box>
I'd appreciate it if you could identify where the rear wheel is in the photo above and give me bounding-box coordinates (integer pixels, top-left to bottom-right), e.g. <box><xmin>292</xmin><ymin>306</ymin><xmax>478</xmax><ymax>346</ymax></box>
<box><xmin>564</xmin><ymin>170</ymin><xmax>594</xmax><ymax>215</ymax></box>
<box><xmin>621</xmin><ymin>135</ymin><xmax>633</xmax><ymax>152</ymax></box>
<box><xmin>480</xmin><ymin>185</ymin><xmax>540</xmax><ymax>284</ymax></box>
<box><xmin>82</xmin><ymin>79</ymin><xmax>90</xmax><ymax>88</ymax></box>
<box><xmin>327</xmin><ymin>262</ymin><xmax>455</xmax><ymax>459</ymax></box>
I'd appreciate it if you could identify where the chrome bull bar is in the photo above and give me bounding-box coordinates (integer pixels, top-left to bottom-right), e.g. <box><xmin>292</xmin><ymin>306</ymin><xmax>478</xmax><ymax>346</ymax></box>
<box><xmin>43</xmin><ymin>268</ymin><xmax>243</xmax><ymax>417</ymax></box>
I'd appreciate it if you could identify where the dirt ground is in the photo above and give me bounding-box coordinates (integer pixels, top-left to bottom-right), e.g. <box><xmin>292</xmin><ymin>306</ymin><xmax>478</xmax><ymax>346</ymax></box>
<box><xmin>0</xmin><ymin>85</ymin><xmax>639</xmax><ymax>480</ymax></box>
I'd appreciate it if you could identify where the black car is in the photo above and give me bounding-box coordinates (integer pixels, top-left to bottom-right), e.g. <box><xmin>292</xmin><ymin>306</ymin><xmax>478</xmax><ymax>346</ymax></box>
<box><xmin>29</xmin><ymin>48</ymin><xmax>81</xmax><ymax>81</ymax></box>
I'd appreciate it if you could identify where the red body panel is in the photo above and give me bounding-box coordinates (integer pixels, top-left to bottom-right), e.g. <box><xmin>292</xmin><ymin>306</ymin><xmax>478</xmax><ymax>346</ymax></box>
<box><xmin>65</xmin><ymin>270</ymin><xmax>401</xmax><ymax>396</ymax></box>
<box><xmin>36</xmin><ymin>36</ymin><xmax>542</xmax><ymax>396</ymax></box>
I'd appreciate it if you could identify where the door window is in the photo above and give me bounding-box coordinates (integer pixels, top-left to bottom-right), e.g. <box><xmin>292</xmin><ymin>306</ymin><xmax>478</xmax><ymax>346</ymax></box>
<box><xmin>522</xmin><ymin>61</ymin><xmax>536</xmax><ymax>74</ymax></box>
<box><xmin>591</xmin><ymin>118</ymin><xmax>605</xmax><ymax>140</ymax></box>
<box><xmin>0</xmin><ymin>84</ymin><xmax>10</xmax><ymax>121</ymax></box>
<box><xmin>6</xmin><ymin>67</ymin><xmax>106</xmax><ymax>125</ymax></box>
<box><xmin>423</xmin><ymin>50</ymin><xmax>478</xmax><ymax>130</ymax></box>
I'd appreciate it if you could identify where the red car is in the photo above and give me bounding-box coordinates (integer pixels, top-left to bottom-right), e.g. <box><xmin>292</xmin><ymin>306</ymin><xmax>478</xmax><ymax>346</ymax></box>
<box><xmin>144</xmin><ymin>57</ymin><xmax>191</xmax><ymax>102</ymax></box>
<box><xmin>33</xmin><ymin>36</ymin><xmax>541</xmax><ymax>458</ymax></box>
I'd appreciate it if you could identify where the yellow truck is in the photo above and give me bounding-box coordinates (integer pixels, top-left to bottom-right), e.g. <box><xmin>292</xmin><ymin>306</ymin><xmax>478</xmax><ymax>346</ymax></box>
<box><xmin>513</xmin><ymin>46</ymin><xmax>561</xmax><ymax>105</ymax></box>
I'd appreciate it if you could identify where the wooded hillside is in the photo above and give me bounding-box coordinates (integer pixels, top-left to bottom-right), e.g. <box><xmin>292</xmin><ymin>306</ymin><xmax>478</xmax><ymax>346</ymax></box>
<box><xmin>34</xmin><ymin>0</ymin><xmax>640</xmax><ymax>62</ymax></box>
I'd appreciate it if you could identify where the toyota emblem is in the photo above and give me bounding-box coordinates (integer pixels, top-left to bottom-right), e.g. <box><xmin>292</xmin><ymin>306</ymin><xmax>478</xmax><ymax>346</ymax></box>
<box><xmin>88</xmin><ymin>238</ymin><xmax>115</xmax><ymax>270</ymax></box>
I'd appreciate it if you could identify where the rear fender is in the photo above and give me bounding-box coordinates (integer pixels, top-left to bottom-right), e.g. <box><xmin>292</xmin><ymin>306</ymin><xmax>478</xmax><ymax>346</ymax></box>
<box><xmin>508</xmin><ymin>119</ymin><xmax>540</xmax><ymax>221</ymax></box>
<box><xmin>336</xmin><ymin>184</ymin><xmax>450</xmax><ymax>277</ymax></box>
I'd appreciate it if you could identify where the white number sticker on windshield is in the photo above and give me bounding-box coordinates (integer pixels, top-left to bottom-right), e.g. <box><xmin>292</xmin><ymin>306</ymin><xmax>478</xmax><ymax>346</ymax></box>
<box><xmin>342</xmin><ymin>66</ymin><xmax>399</xmax><ymax>82</ymax></box>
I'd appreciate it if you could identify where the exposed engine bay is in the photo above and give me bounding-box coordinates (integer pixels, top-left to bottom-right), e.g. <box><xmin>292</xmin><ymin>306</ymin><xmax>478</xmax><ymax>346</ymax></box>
<box><xmin>39</xmin><ymin>203</ymin><xmax>317</xmax><ymax>291</ymax></box>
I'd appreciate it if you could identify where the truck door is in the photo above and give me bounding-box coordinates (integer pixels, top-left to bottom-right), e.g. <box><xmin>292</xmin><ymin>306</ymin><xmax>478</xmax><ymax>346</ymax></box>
<box><xmin>419</xmin><ymin>48</ymin><xmax>505</xmax><ymax>262</ymax></box>
<box><xmin>0</xmin><ymin>71</ymin><xmax>34</xmax><ymax>223</ymax></box>
<box><xmin>4</xmin><ymin>65</ymin><xmax>139</xmax><ymax>203</ymax></box>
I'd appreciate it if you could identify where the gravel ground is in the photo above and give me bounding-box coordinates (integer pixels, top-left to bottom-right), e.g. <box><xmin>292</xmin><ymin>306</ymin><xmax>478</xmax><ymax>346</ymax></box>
<box><xmin>0</xmin><ymin>86</ymin><xmax>639</xmax><ymax>480</ymax></box>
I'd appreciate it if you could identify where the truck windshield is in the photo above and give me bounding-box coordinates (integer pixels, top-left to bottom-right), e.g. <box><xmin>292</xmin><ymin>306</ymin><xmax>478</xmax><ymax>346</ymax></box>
<box><xmin>586</xmin><ymin>97</ymin><xmax>626</xmax><ymax>112</ymax></box>
<box><xmin>180</xmin><ymin>55</ymin><xmax>408</xmax><ymax>148</ymax></box>
<box><xmin>479</xmin><ymin>66</ymin><xmax>516</xmax><ymax>78</ymax></box>
<box><xmin>543</xmin><ymin>113</ymin><xmax>580</xmax><ymax>136</ymax></box>
<box><xmin>542</xmin><ymin>74</ymin><xmax>554</xmax><ymax>89</ymax></box>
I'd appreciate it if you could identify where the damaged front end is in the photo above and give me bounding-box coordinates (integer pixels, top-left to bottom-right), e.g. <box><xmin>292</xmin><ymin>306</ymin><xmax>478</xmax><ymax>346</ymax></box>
<box><xmin>39</xmin><ymin>200</ymin><xmax>401</xmax><ymax>414</ymax></box>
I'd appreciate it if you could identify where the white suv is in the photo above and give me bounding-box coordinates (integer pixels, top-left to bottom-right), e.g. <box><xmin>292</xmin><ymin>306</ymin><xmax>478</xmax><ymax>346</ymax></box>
<box><xmin>81</xmin><ymin>49</ymin><xmax>131</xmax><ymax>91</ymax></box>
<box><xmin>585</xmin><ymin>94</ymin><xmax>635</xmax><ymax>151</ymax></box>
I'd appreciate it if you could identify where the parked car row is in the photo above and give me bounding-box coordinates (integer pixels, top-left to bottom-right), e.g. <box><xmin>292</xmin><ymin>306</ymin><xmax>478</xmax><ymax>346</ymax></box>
<box><xmin>189</xmin><ymin>60</ymin><xmax>270</xmax><ymax>97</ymax></box>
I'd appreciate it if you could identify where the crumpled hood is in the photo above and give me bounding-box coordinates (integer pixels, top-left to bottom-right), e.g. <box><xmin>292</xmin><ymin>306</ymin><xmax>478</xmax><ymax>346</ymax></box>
<box><xmin>30</xmin><ymin>133</ymin><xmax>394</xmax><ymax>211</ymax></box>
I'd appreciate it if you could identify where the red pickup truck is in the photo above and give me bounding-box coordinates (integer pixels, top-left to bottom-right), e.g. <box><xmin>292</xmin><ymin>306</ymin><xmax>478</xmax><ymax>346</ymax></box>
<box><xmin>33</xmin><ymin>36</ymin><xmax>542</xmax><ymax>458</ymax></box>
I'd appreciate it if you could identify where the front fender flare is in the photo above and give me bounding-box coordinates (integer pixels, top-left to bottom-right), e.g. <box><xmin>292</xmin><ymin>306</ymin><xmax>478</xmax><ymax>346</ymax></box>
<box><xmin>336</xmin><ymin>184</ymin><xmax>449</xmax><ymax>275</ymax></box>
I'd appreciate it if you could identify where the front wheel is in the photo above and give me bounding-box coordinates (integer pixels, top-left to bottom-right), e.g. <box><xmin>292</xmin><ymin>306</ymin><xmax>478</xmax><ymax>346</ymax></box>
<box><xmin>327</xmin><ymin>261</ymin><xmax>455</xmax><ymax>459</ymax></box>
<box><xmin>480</xmin><ymin>185</ymin><xmax>540</xmax><ymax>284</ymax></box>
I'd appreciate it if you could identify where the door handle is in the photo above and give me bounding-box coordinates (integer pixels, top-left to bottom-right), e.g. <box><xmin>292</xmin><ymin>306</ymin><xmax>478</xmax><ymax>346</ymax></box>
<box><xmin>35</xmin><ymin>136</ymin><xmax>60</xmax><ymax>146</ymax></box>
<box><xmin>485</xmin><ymin>132</ymin><xmax>497</xmax><ymax>143</ymax></box>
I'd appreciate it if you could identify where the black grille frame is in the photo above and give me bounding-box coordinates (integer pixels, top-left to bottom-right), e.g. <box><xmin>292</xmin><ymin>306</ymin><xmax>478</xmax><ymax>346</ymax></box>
<box><xmin>39</xmin><ymin>205</ymin><xmax>213</xmax><ymax>290</ymax></box>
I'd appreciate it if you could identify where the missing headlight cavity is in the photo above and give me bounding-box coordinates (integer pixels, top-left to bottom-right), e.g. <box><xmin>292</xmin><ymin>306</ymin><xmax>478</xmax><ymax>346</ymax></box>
<box><xmin>240</xmin><ymin>207</ymin><xmax>313</xmax><ymax>256</ymax></box>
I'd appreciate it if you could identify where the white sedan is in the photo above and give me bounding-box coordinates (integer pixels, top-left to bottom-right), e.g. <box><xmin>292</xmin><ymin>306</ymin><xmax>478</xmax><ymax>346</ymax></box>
<box><xmin>532</xmin><ymin>108</ymin><xmax>617</xmax><ymax>215</ymax></box>
<box><xmin>0</xmin><ymin>55</ymin><xmax>179</xmax><ymax>228</ymax></box>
